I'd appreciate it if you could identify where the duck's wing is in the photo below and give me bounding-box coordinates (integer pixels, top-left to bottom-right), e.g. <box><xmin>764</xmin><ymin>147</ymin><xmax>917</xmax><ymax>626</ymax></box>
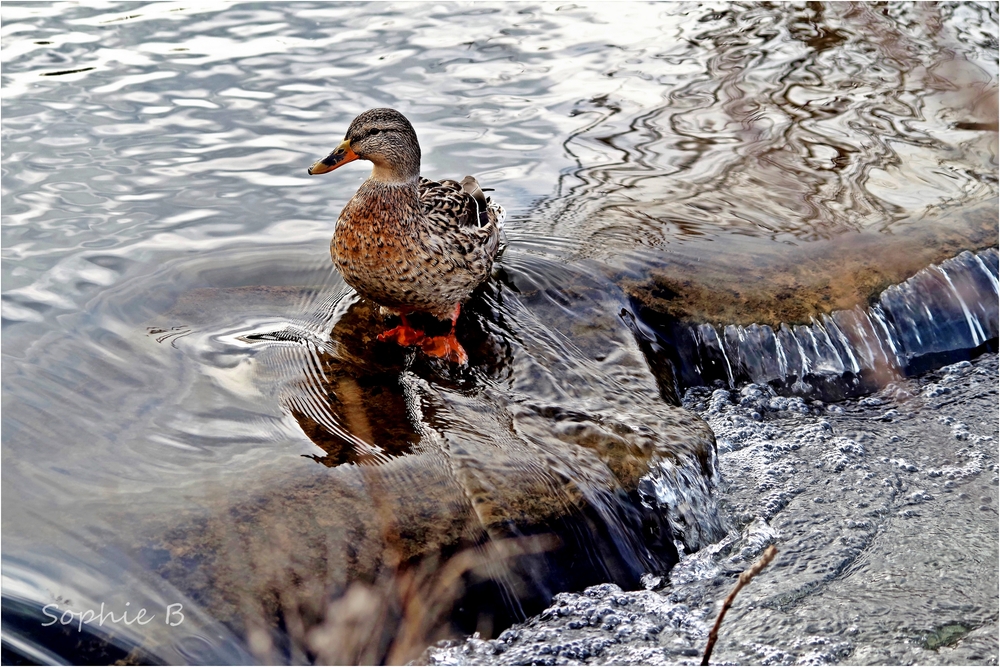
<box><xmin>418</xmin><ymin>177</ymin><xmax>504</xmax><ymax>230</ymax></box>
<box><xmin>418</xmin><ymin>177</ymin><xmax>478</xmax><ymax>228</ymax></box>
<box><xmin>418</xmin><ymin>177</ymin><xmax>505</xmax><ymax>266</ymax></box>
<box><xmin>418</xmin><ymin>176</ymin><xmax>505</xmax><ymax>286</ymax></box>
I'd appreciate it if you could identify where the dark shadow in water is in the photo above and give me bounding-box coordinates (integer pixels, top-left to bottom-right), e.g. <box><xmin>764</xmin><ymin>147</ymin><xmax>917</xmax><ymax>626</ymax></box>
<box><xmin>275</xmin><ymin>288</ymin><xmax>514</xmax><ymax>468</ymax></box>
<box><xmin>0</xmin><ymin>596</ymin><xmax>158</xmax><ymax>666</ymax></box>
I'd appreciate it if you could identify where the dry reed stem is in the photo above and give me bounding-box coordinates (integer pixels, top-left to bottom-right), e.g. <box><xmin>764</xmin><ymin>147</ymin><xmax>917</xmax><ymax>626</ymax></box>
<box><xmin>302</xmin><ymin>535</ymin><xmax>559</xmax><ymax>665</ymax></box>
<box><xmin>701</xmin><ymin>544</ymin><xmax>778</xmax><ymax>666</ymax></box>
<box><xmin>385</xmin><ymin>535</ymin><xmax>557</xmax><ymax>665</ymax></box>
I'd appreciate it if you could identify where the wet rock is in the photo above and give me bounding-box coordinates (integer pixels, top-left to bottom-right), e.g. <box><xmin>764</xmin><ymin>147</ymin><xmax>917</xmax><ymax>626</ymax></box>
<box><xmin>430</xmin><ymin>353</ymin><xmax>999</xmax><ymax>666</ymax></box>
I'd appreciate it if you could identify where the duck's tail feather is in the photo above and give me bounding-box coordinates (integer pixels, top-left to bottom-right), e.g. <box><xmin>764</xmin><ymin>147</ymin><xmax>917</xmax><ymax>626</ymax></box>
<box><xmin>489</xmin><ymin>200</ymin><xmax>506</xmax><ymax>234</ymax></box>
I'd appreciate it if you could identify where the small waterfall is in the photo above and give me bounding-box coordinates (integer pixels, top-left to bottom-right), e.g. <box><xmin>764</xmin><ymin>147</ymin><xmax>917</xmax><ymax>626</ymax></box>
<box><xmin>638</xmin><ymin>249</ymin><xmax>998</xmax><ymax>400</ymax></box>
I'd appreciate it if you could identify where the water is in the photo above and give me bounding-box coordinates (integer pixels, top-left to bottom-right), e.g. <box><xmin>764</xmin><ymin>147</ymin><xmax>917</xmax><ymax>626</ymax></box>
<box><xmin>2</xmin><ymin>2</ymin><xmax>997</xmax><ymax>664</ymax></box>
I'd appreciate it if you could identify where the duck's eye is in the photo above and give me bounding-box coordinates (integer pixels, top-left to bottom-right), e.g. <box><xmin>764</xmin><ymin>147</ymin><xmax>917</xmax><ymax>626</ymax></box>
<box><xmin>368</xmin><ymin>128</ymin><xmax>381</xmax><ymax>137</ymax></box>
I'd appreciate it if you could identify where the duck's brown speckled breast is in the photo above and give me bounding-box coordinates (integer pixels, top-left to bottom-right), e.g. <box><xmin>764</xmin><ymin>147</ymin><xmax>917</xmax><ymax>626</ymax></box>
<box><xmin>331</xmin><ymin>180</ymin><xmax>493</xmax><ymax>319</ymax></box>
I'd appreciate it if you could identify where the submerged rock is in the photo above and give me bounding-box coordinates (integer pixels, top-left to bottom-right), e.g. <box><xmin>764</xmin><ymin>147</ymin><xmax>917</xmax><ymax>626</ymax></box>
<box><xmin>619</xmin><ymin>199</ymin><xmax>998</xmax><ymax>328</ymax></box>
<box><xmin>137</xmin><ymin>251</ymin><xmax>720</xmax><ymax>664</ymax></box>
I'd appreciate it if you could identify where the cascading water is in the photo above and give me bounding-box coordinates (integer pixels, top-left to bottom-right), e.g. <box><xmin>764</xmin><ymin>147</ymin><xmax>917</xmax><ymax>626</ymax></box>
<box><xmin>637</xmin><ymin>248</ymin><xmax>999</xmax><ymax>401</ymax></box>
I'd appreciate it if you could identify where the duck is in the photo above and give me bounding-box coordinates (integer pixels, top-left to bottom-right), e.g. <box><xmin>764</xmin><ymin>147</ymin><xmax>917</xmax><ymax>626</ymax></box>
<box><xmin>308</xmin><ymin>108</ymin><xmax>505</xmax><ymax>365</ymax></box>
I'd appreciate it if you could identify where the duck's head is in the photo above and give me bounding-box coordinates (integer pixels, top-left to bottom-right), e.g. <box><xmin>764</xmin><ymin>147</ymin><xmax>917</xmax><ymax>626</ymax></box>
<box><xmin>308</xmin><ymin>108</ymin><xmax>421</xmax><ymax>183</ymax></box>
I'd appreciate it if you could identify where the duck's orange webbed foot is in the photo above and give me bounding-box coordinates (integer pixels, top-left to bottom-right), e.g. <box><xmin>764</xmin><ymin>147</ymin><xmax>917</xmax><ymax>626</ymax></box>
<box><xmin>377</xmin><ymin>305</ymin><xmax>468</xmax><ymax>364</ymax></box>
<box><xmin>419</xmin><ymin>303</ymin><xmax>467</xmax><ymax>364</ymax></box>
<box><xmin>377</xmin><ymin>320</ymin><xmax>425</xmax><ymax>347</ymax></box>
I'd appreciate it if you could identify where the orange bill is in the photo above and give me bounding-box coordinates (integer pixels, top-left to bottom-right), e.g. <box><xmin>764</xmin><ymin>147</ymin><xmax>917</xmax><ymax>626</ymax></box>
<box><xmin>308</xmin><ymin>139</ymin><xmax>358</xmax><ymax>174</ymax></box>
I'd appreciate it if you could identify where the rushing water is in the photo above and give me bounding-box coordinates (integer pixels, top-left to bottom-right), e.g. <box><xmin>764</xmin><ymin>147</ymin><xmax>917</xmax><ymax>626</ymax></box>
<box><xmin>2</xmin><ymin>2</ymin><xmax>997</xmax><ymax>665</ymax></box>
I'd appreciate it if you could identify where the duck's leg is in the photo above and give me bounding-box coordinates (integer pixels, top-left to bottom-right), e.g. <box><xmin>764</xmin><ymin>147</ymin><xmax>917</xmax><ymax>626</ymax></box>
<box><xmin>377</xmin><ymin>312</ymin><xmax>426</xmax><ymax>346</ymax></box>
<box><xmin>419</xmin><ymin>303</ymin><xmax>468</xmax><ymax>365</ymax></box>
